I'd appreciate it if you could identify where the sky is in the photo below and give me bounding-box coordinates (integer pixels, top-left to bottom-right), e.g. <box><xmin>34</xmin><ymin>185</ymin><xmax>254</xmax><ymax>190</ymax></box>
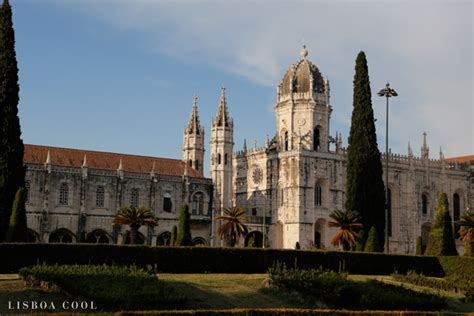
<box><xmin>13</xmin><ymin>0</ymin><xmax>473</xmax><ymax>176</ymax></box>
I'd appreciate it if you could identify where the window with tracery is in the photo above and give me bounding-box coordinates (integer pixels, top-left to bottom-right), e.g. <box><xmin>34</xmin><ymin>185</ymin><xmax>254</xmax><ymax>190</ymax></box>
<box><xmin>59</xmin><ymin>183</ymin><xmax>69</xmax><ymax>205</ymax></box>
<box><xmin>96</xmin><ymin>186</ymin><xmax>105</xmax><ymax>208</ymax></box>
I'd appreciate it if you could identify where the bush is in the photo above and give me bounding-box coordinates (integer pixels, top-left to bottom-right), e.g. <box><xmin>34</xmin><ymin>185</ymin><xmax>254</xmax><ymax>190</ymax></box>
<box><xmin>6</xmin><ymin>187</ymin><xmax>27</xmax><ymax>242</ymax></box>
<box><xmin>415</xmin><ymin>236</ymin><xmax>423</xmax><ymax>255</ymax></box>
<box><xmin>0</xmin><ymin>243</ymin><xmax>446</xmax><ymax>276</ymax></box>
<box><xmin>177</xmin><ymin>204</ymin><xmax>192</xmax><ymax>246</ymax></box>
<box><xmin>425</xmin><ymin>193</ymin><xmax>457</xmax><ymax>256</ymax></box>
<box><xmin>19</xmin><ymin>264</ymin><xmax>185</xmax><ymax>310</ymax></box>
<box><xmin>364</xmin><ymin>226</ymin><xmax>379</xmax><ymax>253</ymax></box>
<box><xmin>268</xmin><ymin>264</ymin><xmax>445</xmax><ymax>310</ymax></box>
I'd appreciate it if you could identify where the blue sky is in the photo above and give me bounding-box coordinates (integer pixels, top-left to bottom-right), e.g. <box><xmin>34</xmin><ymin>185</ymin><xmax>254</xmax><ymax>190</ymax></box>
<box><xmin>13</xmin><ymin>0</ymin><xmax>472</xmax><ymax>176</ymax></box>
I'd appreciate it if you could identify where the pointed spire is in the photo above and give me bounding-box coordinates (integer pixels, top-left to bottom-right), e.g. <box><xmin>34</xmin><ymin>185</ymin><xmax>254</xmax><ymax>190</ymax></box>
<box><xmin>82</xmin><ymin>154</ymin><xmax>87</xmax><ymax>168</ymax></box>
<box><xmin>45</xmin><ymin>150</ymin><xmax>51</xmax><ymax>165</ymax></box>
<box><xmin>150</xmin><ymin>161</ymin><xmax>156</xmax><ymax>178</ymax></box>
<box><xmin>45</xmin><ymin>150</ymin><xmax>52</xmax><ymax>173</ymax></box>
<box><xmin>421</xmin><ymin>132</ymin><xmax>429</xmax><ymax>159</ymax></box>
<box><xmin>439</xmin><ymin>146</ymin><xmax>444</xmax><ymax>160</ymax></box>
<box><xmin>243</xmin><ymin>139</ymin><xmax>247</xmax><ymax>152</ymax></box>
<box><xmin>266</xmin><ymin>134</ymin><xmax>270</xmax><ymax>147</ymax></box>
<box><xmin>117</xmin><ymin>159</ymin><xmax>124</xmax><ymax>179</ymax></box>
<box><xmin>186</xmin><ymin>96</ymin><xmax>202</xmax><ymax>134</ymax></box>
<box><xmin>408</xmin><ymin>141</ymin><xmax>413</xmax><ymax>157</ymax></box>
<box><xmin>253</xmin><ymin>139</ymin><xmax>257</xmax><ymax>150</ymax></box>
<box><xmin>213</xmin><ymin>85</ymin><xmax>232</xmax><ymax>127</ymax></box>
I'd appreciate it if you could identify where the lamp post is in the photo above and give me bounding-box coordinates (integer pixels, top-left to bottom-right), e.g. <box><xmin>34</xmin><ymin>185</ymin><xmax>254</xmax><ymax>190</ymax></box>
<box><xmin>377</xmin><ymin>82</ymin><xmax>397</xmax><ymax>253</ymax></box>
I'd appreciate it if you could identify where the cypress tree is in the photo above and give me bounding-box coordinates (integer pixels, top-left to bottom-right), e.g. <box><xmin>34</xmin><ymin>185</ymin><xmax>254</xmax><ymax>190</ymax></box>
<box><xmin>170</xmin><ymin>225</ymin><xmax>177</xmax><ymax>246</ymax></box>
<box><xmin>6</xmin><ymin>187</ymin><xmax>26</xmax><ymax>241</ymax></box>
<box><xmin>345</xmin><ymin>51</ymin><xmax>386</xmax><ymax>250</ymax></box>
<box><xmin>355</xmin><ymin>230</ymin><xmax>366</xmax><ymax>252</ymax></box>
<box><xmin>0</xmin><ymin>0</ymin><xmax>25</xmax><ymax>241</ymax></box>
<box><xmin>176</xmin><ymin>204</ymin><xmax>192</xmax><ymax>246</ymax></box>
<box><xmin>415</xmin><ymin>236</ymin><xmax>423</xmax><ymax>255</ymax></box>
<box><xmin>364</xmin><ymin>226</ymin><xmax>380</xmax><ymax>253</ymax></box>
<box><xmin>425</xmin><ymin>192</ymin><xmax>458</xmax><ymax>256</ymax></box>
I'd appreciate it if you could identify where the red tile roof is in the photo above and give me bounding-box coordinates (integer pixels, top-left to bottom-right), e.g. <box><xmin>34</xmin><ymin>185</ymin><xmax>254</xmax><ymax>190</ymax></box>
<box><xmin>24</xmin><ymin>144</ymin><xmax>204</xmax><ymax>178</ymax></box>
<box><xmin>446</xmin><ymin>155</ymin><xmax>474</xmax><ymax>165</ymax></box>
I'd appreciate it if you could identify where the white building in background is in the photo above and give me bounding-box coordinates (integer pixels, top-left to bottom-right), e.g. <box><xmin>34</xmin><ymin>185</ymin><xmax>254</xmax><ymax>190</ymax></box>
<box><xmin>23</xmin><ymin>46</ymin><xmax>472</xmax><ymax>254</ymax></box>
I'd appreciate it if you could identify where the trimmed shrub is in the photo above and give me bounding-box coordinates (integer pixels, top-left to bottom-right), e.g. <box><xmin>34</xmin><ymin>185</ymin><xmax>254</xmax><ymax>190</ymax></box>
<box><xmin>464</xmin><ymin>239</ymin><xmax>474</xmax><ymax>257</ymax></box>
<box><xmin>364</xmin><ymin>226</ymin><xmax>379</xmax><ymax>253</ymax></box>
<box><xmin>177</xmin><ymin>204</ymin><xmax>192</xmax><ymax>246</ymax></box>
<box><xmin>170</xmin><ymin>225</ymin><xmax>177</xmax><ymax>246</ymax></box>
<box><xmin>415</xmin><ymin>236</ymin><xmax>423</xmax><ymax>255</ymax></box>
<box><xmin>354</xmin><ymin>230</ymin><xmax>365</xmax><ymax>252</ymax></box>
<box><xmin>6</xmin><ymin>187</ymin><xmax>27</xmax><ymax>242</ymax></box>
<box><xmin>268</xmin><ymin>264</ymin><xmax>445</xmax><ymax>310</ymax></box>
<box><xmin>0</xmin><ymin>243</ymin><xmax>445</xmax><ymax>276</ymax></box>
<box><xmin>425</xmin><ymin>193</ymin><xmax>458</xmax><ymax>256</ymax></box>
<box><xmin>19</xmin><ymin>264</ymin><xmax>184</xmax><ymax>310</ymax></box>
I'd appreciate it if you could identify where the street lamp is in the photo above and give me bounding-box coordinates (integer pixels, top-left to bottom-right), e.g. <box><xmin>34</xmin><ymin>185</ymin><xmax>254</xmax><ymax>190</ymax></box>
<box><xmin>378</xmin><ymin>82</ymin><xmax>397</xmax><ymax>253</ymax></box>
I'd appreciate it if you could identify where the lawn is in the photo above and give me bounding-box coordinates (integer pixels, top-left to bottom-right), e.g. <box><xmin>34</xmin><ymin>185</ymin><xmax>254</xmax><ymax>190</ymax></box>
<box><xmin>0</xmin><ymin>273</ymin><xmax>472</xmax><ymax>314</ymax></box>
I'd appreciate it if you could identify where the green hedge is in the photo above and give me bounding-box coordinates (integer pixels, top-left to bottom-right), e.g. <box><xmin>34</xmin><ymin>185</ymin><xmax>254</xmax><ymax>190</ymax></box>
<box><xmin>117</xmin><ymin>309</ymin><xmax>463</xmax><ymax>316</ymax></box>
<box><xmin>0</xmin><ymin>243</ymin><xmax>445</xmax><ymax>276</ymax></box>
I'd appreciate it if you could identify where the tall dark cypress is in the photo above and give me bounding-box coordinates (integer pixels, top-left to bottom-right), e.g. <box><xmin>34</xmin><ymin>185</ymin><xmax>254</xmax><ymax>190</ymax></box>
<box><xmin>345</xmin><ymin>51</ymin><xmax>386</xmax><ymax>250</ymax></box>
<box><xmin>0</xmin><ymin>0</ymin><xmax>25</xmax><ymax>241</ymax></box>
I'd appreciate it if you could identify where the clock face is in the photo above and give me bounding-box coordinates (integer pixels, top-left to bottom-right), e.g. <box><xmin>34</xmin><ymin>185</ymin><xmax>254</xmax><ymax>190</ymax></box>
<box><xmin>251</xmin><ymin>166</ymin><xmax>263</xmax><ymax>185</ymax></box>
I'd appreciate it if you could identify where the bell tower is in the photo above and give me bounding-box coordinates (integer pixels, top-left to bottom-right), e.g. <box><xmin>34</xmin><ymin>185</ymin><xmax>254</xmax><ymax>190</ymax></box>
<box><xmin>182</xmin><ymin>96</ymin><xmax>205</xmax><ymax>173</ymax></box>
<box><xmin>275</xmin><ymin>46</ymin><xmax>332</xmax><ymax>152</ymax></box>
<box><xmin>210</xmin><ymin>86</ymin><xmax>234</xmax><ymax>214</ymax></box>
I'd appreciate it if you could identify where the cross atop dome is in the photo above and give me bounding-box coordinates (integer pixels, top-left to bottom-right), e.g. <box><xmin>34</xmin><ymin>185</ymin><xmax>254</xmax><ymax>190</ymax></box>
<box><xmin>300</xmin><ymin>45</ymin><xmax>308</xmax><ymax>59</ymax></box>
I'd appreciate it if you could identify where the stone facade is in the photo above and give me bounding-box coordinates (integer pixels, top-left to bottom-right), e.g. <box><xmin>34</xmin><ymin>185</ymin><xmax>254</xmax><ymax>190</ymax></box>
<box><xmin>212</xmin><ymin>46</ymin><xmax>473</xmax><ymax>254</ymax></box>
<box><xmin>23</xmin><ymin>46</ymin><xmax>472</xmax><ymax>254</ymax></box>
<box><xmin>24</xmin><ymin>144</ymin><xmax>213</xmax><ymax>245</ymax></box>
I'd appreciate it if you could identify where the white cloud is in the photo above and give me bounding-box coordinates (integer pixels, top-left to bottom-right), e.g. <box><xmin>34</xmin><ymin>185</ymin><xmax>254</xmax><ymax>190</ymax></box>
<box><xmin>57</xmin><ymin>0</ymin><xmax>473</xmax><ymax>157</ymax></box>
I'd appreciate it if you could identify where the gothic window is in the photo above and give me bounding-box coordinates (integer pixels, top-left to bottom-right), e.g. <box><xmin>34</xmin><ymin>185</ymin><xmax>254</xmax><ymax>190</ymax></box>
<box><xmin>59</xmin><ymin>183</ymin><xmax>69</xmax><ymax>206</ymax></box>
<box><xmin>130</xmin><ymin>188</ymin><xmax>139</xmax><ymax>207</ymax></box>
<box><xmin>188</xmin><ymin>159</ymin><xmax>192</xmax><ymax>167</ymax></box>
<box><xmin>25</xmin><ymin>181</ymin><xmax>30</xmax><ymax>204</ymax></box>
<box><xmin>313</xmin><ymin>127</ymin><xmax>320</xmax><ymax>151</ymax></box>
<box><xmin>315</xmin><ymin>184</ymin><xmax>322</xmax><ymax>206</ymax></box>
<box><xmin>284</xmin><ymin>131</ymin><xmax>289</xmax><ymax>151</ymax></box>
<box><xmin>252</xmin><ymin>207</ymin><xmax>257</xmax><ymax>216</ymax></box>
<box><xmin>195</xmin><ymin>160</ymin><xmax>199</xmax><ymax>170</ymax></box>
<box><xmin>421</xmin><ymin>193</ymin><xmax>428</xmax><ymax>215</ymax></box>
<box><xmin>96</xmin><ymin>186</ymin><xmax>105</xmax><ymax>208</ymax></box>
<box><xmin>218</xmin><ymin>153</ymin><xmax>221</xmax><ymax>165</ymax></box>
<box><xmin>192</xmin><ymin>192</ymin><xmax>204</xmax><ymax>215</ymax></box>
<box><xmin>163</xmin><ymin>193</ymin><xmax>172</xmax><ymax>212</ymax></box>
<box><xmin>224</xmin><ymin>153</ymin><xmax>228</xmax><ymax>165</ymax></box>
<box><xmin>387</xmin><ymin>188</ymin><xmax>392</xmax><ymax>237</ymax></box>
<box><xmin>453</xmin><ymin>193</ymin><xmax>460</xmax><ymax>238</ymax></box>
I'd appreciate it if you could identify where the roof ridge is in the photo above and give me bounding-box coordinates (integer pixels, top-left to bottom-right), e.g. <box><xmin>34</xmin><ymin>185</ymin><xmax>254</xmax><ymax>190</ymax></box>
<box><xmin>24</xmin><ymin>144</ymin><xmax>182</xmax><ymax>162</ymax></box>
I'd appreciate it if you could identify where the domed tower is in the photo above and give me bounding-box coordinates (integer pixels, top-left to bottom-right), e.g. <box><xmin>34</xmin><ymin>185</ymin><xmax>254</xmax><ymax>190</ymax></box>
<box><xmin>183</xmin><ymin>96</ymin><xmax>205</xmax><ymax>173</ymax></box>
<box><xmin>275</xmin><ymin>46</ymin><xmax>331</xmax><ymax>152</ymax></box>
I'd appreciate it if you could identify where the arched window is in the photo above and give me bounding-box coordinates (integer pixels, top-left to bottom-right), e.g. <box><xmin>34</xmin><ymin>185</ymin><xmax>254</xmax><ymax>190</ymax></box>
<box><xmin>195</xmin><ymin>160</ymin><xmax>199</xmax><ymax>170</ymax></box>
<box><xmin>188</xmin><ymin>159</ymin><xmax>192</xmax><ymax>167</ymax></box>
<box><xmin>192</xmin><ymin>237</ymin><xmax>206</xmax><ymax>246</ymax></box>
<box><xmin>453</xmin><ymin>193</ymin><xmax>460</xmax><ymax>238</ymax></box>
<box><xmin>163</xmin><ymin>193</ymin><xmax>172</xmax><ymax>212</ymax></box>
<box><xmin>130</xmin><ymin>188</ymin><xmax>139</xmax><ymax>207</ymax></box>
<box><xmin>25</xmin><ymin>181</ymin><xmax>30</xmax><ymax>204</ymax></box>
<box><xmin>49</xmin><ymin>228</ymin><xmax>74</xmax><ymax>243</ymax></box>
<box><xmin>218</xmin><ymin>153</ymin><xmax>221</xmax><ymax>165</ymax></box>
<box><xmin>313</xmin><ymin>127</ymin><xmax>320</xmax><ymax>151</ymax></box>
<box><xmin>95</xmin><ymin>186</ymin><xmax>105</xmax><ymax>207</ymax></box>
<box><xmin>59</xmin><ymin>183</ymin><xmax>69</xmax><ymax>205</ymax></box>
<box><xmin>314</xmin><ymin>184</ymin><xmax>322</xmax><ymax>206</ymax></box>
<box><xmin>284</xmin><ymin>131</ymin><xmax>289</xmax><ymax>151</ymax></box>
<box><xmin>387</xmin><ymin>188</ymin><xmax>392</xmax><ymax>237</ymax></box>
<box><xmin>224</xmin><ymin>153</ymin><xmax>228</xmax><ymax>165</ymax></box>
<box><xmin>192</xmin><ymin>192</ymin><xmax>205</xmax><ymax>215</ymax></box>
<box><xmin>421</xmin><ymin>193</ymin><xmax>428</xmax><ymax>215</ymax></box>
<box><xmin>156</xmin><ymin>231</ymin><xmax>171</xmax><ymax>246</ymax></box>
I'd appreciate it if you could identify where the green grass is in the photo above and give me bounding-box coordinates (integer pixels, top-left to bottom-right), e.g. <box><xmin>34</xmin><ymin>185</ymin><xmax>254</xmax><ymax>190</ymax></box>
<box><xmin>0</xmin><ymin>273</ymin><xmax>473</xmax><ymax>313</ymax></box>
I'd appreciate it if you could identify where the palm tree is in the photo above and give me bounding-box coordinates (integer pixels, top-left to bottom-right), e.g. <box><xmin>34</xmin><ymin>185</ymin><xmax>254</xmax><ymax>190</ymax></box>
<box><xmin>328</xmin><ymin>209</ymin><xmax>363</xmax><ymax>251</ymax></box>
<box><xmin>458</xmin><ymin>211</ymin><xmax>474</xmax><ymax>256</ymax></box>
<box><xmin>113</xmin><ymin>206</ymin><xmax>157</xmax><ymax>245</ymax></box>
<box><xmin>215</xmin><ymin>207</ymin><xmax>248</xmax><ymax>247</ymax></box>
